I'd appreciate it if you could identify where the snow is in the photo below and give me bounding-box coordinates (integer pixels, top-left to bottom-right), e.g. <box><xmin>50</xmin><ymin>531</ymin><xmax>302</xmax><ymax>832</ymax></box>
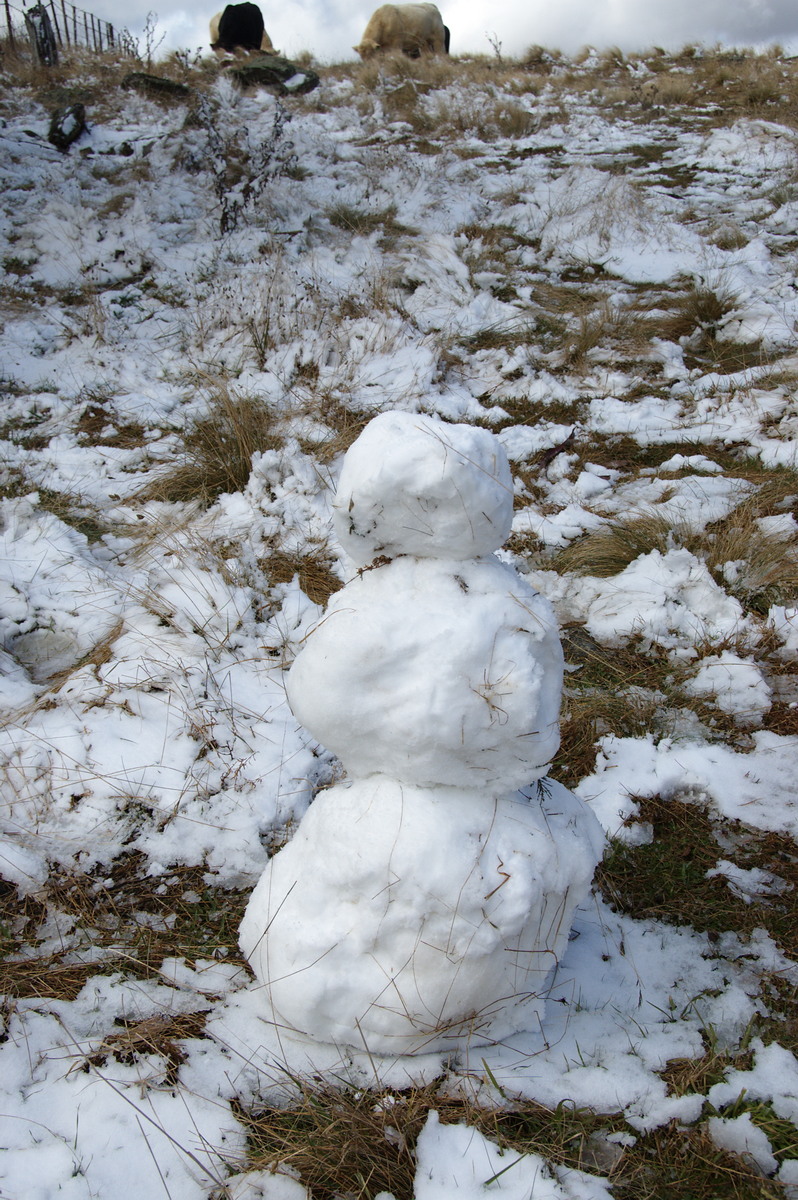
<box><xmin>575</xmin><ymin>731</ymin><xmax>798</xmax><ymax>838</ymax></box>
<box><xmin>414</xmin><ymin>1111</ymin><xmax>613</xmax><ymax>1199</ymax></box>
<box><xmin>707</xmin><ymin>1112</ymin><xmax>779</xmax><ymax>1176</ymax></box>
<box><xmin>286</xmin><ymin>555</ymin><xmax>565</xmax><ymax>788</ymax></box>
<box><xmin>0</xmin><ymin>46</ymin><xmax>797</xmax><ymax>1200</ymax></box>
<box><xmin>553</xmin><ymin>548</ymin><xmax>752</xmax><ymax>650</ymax></box>
<box><xmin>683</xmin><ymin>650</ymin><xmax>771</xmax><ymax>724</ymax></box>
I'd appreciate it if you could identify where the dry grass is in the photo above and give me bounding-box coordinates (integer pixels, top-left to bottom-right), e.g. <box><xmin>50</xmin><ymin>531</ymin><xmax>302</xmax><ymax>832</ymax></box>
<box><xmin>26</xmin><ymin>485</ymin><xmax>110</xmax><ymax>544</ymax></box>
<box><xmin>232</xmin><ymin>1069</ymin><xmax>790</xmax><ymax>1200</ymax></box>
<box><xmin>294</xmin><ymin>395</ymin><xmax>375</xmax><ymax>463</ymax></box>
<box><xmin>599</xmin><ymin>795</ymin><xmax>798</xmax><ymax>959</ymax></box>
<box><xmin>663</xmin><ymin>283</ymin><xmax>737</xmax><ymax>344</ymax></box>
<box><xmin>550</xmin><ymin>492</ymin><xmax>798</xmax><ymax>618</ymax></box>
<box><xmin>428</xmin><ymin>89</ymin><xmax>538</xmax><ymax>138</ymax></box>
<box><xmin>137</xmin><ymin>384</ymin><xmax>282</xmax><ymax>505</ymax></box>
<box><xmin>555</xmin><ymin>685</ymin><xmax>665</xmax><ymax>789</ymax></box>
<box><xmin>709</xmin><ymin>221</ymin><xmax>750</xmax><ymax>250</ymax></box>
<box><xmin>326</xmin><ymin>202</ymin><xmax>409</xmax><ymax>239</ymax></box>
<box><xmin>75</xmin><ymin>390</ymin><xmax>148</xmax><ymax>448</ymax></box>
<box><xmin>236</xmin><ymin>1082</ymin><xmax>617</xmax><ymax>1200</ymax></box>
<box><xmin>552</xmin><ymin>629</ymin><xmax>677</xmax><ymax>786</ymax></box>
<box><xmin>561</xmin><ymin>299</ymin><xmax>638</xmax><ymax>369</ymax></box>
<box><xmin>553</xmin><ymin>514</ymin><xmax>676</xmax><ymax>577</ymax></box>
<box><xmin>261</xmin><ymin>549</ymin><xmax>343</xmax><ymax>604</ymax></box>
<box><xmin>696</xmin><ymin>486</ymin><xmax>798</xmax><ymax>615</ymax></box>
<box><xmin>83</xmin><ymin>1011</ymin><xmax>210</xmax><ymax>1084</ymax></box>
<box><xmin>0</xmin><ymin>856</ymin><xmax>250</xmax><ymax>1002</ymax></box>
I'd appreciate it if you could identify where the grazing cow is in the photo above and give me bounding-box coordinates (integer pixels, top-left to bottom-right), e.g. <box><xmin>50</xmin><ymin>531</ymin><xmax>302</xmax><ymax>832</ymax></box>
<box><xmin>209</xmin><ymin>3</ymin><xmax>279</xmax><ymax>57</ymax></box>
<box><xmin>354</xmin><ymin>3</ymin><xmax>447</xmax><ymax>59</ymax></box>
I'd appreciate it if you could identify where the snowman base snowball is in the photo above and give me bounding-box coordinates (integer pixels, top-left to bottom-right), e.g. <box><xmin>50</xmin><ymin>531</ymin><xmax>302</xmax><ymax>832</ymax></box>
<box><xmin>240</xmin><ymin>774</ymin><xmax>603</xmax><ymax>1055</ymax></box>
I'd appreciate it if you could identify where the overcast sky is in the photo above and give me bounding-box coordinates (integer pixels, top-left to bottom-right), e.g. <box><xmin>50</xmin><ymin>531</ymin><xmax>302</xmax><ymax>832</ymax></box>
<box><xmin>94</xmin><ymin>0</ymin><xmax>798</xmax><ymax>67</ymax></box>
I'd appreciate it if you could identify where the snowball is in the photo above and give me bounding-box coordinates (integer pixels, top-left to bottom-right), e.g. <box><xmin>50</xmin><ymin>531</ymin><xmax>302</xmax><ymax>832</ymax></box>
<box><xmin>239</xmin><ymin>776</ymin><xmax>603</xmax><ymax>1055</ymax></box>
<box><xmin>332</xmin><ymin>412</ymin><xmax>513</xmax><ymax>565</ymax></box>
<box><xmin>286</xmin><ymin>556</ymin><xmax>563</xmax><ymax>790</ymax></box>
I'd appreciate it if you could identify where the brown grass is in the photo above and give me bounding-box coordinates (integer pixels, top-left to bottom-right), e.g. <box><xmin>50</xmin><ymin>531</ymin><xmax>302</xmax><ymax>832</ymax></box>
<box><xmin>326</xmin><ymin>203</ymin><xmax>409</xmax><ymax>239</ymax></box>
<box><xmin>262</xmin><ymin>549</ymin><xmax>343</xmax><ymax>604</ymax></box>
<box><xmin>0</xmin><ymin>857</ymin><xmax>251</xmax><ymax>1001</ymax></box>
<box><xmin>553</xmin><ymin>515</ymin><xmax>675</xmax><ymax>577</ymax></box>
<box><xmin>137</xmin><ymin>385</ymin><xmax>282</xmax><ymax>505</ymax></box>
<box><xmin>84</xmin><ymin>1011</ymin><xmax>210</xmax><ymax>1084</ymax></box>
<box><xmin>233</xmin><ymin>1072</ymin><xmax>789</xmax><ymax>1200</ymax></box>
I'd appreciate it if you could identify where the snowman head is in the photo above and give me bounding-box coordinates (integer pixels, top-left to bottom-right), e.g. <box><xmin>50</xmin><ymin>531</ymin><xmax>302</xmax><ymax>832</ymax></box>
<box><xmin>332</xmin><ymin>412</ymin><xmax>514</xmax><ymax>566</ymax></box>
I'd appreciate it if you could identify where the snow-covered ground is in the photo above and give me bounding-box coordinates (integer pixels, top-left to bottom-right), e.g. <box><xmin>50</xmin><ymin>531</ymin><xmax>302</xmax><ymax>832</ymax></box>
<box><xmin>1</xmin><ymin>44</ymin><xmax>798</xmax><ymax>1199</ymax></box>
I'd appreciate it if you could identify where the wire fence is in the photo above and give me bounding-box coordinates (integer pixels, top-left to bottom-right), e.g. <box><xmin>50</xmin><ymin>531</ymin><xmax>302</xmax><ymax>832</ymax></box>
<box><xmin>3</xmin><ymin>0</ymin><xmax>136</xmax><ymax>57</ymax></box>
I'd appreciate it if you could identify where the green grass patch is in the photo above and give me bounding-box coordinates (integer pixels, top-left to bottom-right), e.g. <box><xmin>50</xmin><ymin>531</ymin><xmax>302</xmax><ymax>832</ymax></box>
<box><xmin>598</xmin><ymin>797</ymin><xmax>798</xmax><ymax>960</ymax></box>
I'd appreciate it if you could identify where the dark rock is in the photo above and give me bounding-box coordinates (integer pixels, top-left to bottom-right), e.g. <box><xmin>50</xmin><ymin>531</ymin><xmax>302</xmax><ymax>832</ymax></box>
<box><xmin>121</xmin><ymin>73</ymin><xmax>192</xmax><ymax>99</ymax></box>
<box><xmin>228</xmin><ymin>55</ymin><xmax>320</xmax><ymax>95</ymax></box>
<box><xmin>48</xmin><ymin>103</ymin><xmax>87</xmax><ymax>151</ymax></box>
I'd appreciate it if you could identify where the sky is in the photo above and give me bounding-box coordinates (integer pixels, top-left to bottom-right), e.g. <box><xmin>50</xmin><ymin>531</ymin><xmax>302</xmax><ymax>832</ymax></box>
<box><xmin>97</xmin><ymin>0</ymin><xmax>798</xmax><ymax>65</ymax></box>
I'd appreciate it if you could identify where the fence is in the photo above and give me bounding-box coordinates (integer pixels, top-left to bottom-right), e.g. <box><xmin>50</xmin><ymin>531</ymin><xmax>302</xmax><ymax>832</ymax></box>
<box><xmin>3</xmin><ymin>0</ymin><xmax>135</xmax><ymax>56</ymax></box>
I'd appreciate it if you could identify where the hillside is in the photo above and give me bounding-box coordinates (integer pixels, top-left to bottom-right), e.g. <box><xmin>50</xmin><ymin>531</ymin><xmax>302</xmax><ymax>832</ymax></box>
<box><xmin>1</xmin><ymin>39</ymin><xmax>798</xmax><ymax>1200</ymax></box>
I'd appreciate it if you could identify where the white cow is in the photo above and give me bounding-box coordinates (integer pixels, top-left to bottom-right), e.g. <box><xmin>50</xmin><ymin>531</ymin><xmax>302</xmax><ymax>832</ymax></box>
<box><xmin>354</xmin><ymin>3</ymin><xmax>447</xmax><ymax>59</ymax></box>
<box><xmin>209</xmin><ymin>4</ymin><xmax>279</xmax><ymax>57</ymax></box>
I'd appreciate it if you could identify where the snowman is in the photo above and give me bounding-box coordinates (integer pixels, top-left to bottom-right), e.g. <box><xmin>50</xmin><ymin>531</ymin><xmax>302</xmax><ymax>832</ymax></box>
<box><xmin>240</xmin><ymin>411</ymin><xmax>604</xmax><ymax>1057</ymax></box>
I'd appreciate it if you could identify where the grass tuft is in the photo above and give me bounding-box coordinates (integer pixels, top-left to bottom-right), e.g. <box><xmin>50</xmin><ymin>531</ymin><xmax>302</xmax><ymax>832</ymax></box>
<box><xmin>138</xmin><ymin>386</ymin><xmax>282</xmax><ymax>505</ymax></box>
<box><xmin>0</xmin><ymin>856</ymin><xmax>250</xmax><ymax>1001</ymax></box>
<box><xmin>262</xmin><ymin>549</ymin><xmax>343</xmax><ymax>604</ymax></box>
<box><xmin>553</xmin><ymin>515</ymin><xmax>676</xmax><ymax>577</ymax></box>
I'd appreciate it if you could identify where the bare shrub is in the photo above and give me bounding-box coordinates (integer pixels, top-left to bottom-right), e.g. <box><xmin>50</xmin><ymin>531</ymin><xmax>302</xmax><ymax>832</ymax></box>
<box><xmin>186</xmin><ymin>91</ymin><xmax>295</xmax><ymax>235</ymax></box>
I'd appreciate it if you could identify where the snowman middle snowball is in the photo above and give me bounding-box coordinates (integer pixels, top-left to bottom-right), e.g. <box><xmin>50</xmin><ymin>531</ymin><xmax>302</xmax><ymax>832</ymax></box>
<box><xmin>239</xmin><ymin>411</ymin><xmax>604</xmax><ymax>1056</ymax></box>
